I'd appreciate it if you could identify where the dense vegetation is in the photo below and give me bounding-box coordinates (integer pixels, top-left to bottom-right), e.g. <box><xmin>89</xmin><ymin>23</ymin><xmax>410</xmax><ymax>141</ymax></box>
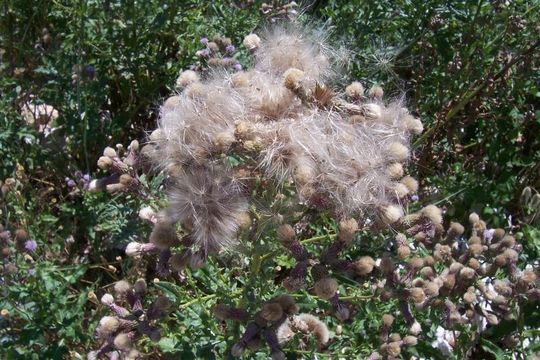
<box><xmin>1</xmin><ymin>1</ymin><xmax>539</xmax><ymax>359</ymax></box>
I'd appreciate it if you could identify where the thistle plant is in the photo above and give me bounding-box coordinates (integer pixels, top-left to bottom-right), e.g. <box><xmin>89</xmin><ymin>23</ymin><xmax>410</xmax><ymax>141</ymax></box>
<box><xmin>89</xmin><ymin>22</ymin><xmax>539</xmax><ymax>359</ymax></box>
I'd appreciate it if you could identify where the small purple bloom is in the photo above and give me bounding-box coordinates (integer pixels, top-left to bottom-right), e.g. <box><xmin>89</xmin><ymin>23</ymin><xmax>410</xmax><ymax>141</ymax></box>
<box><xmin>233</xmin><ymin>63</ymin><xmax>243</xmax><ymax>71</ymax></box>
<box><xmin>225</xmin><ymin>44</ymin><xmax>235</xmax><ymax>54</ymax></box>
<box><xmin>24</xmin><ymin>240</ymin><xmax>37</xmax><ymax>252</ymax></box>
<box><xmin>67</xmin><ymin>179</ymin><xmax>76</xmax><ymax>188</ymax></box>
<box><xmin>28</xmin><ymin>268</ymin><xmax>36</xmax><ymax>276</ymax></box>
<box><xmin>200</xmin><ymin>37</ymin><xmax>209</xmax><ymax>46</ymax></box>
<box><xmin>484</xmin><ymin>228</ymin><xmax>495</xmax><ymax>243</ymax></box>
<box><xmin>411</xmin><ymin>194</ymin><xmax>419</xmax><ymax>202</ymax></box>
<box><xmin>82</xmin><ymin>174</ymin><xmax>91</xmax><ymax>182</ymax></box>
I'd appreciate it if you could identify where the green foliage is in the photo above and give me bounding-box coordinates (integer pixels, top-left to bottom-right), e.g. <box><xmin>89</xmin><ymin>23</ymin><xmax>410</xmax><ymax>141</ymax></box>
<box><xmin>1</xmin><ymin>0</ymin><xmax>539</xmax><ymax>358</ymax></box>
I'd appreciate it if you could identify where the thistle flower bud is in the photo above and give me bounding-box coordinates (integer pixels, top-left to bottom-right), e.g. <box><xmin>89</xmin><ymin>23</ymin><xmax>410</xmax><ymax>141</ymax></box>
<box><xmin>345</xmin><ymin>81</ymin><xmax>364</xmax><ymax>99</ymax></box>
<box><xmin>379</xmin><ymin>204</ymin><xmax>403</xmax><ymax>224</ymax></box>
<box><xmin>338</xmin><ymin>218</ymin><xmax>358</xmax><ymax>243</ymax></box>
<box><xmin>260</xmin><ymin>303</ymin><xmax>284</xmax><ymax>322</ymax></box>
<box><xmin>364</xmin><ymin>103</ymin><xmax>382</xmax><ymax>120</ymax></box>
<box><xmin>125</xmin><ymin>241</ymin><xmax>157</xmax><ymax>257</ymax></box>
<box><xmin>447</xmin><ymin>222</ymin><xmax>465</xmax><ymax>238</ymax></box>
<box><xmin>397</xmin><ymin>245</ymin><xmax>411</xmax><ymax>259</ymax></box>
<box><xmin>463</xmin><ymin>290</ymin><xmax>476</xmax><ymax>304</ymax></box>
<box><xmin>434</xmin><ymin>244</ymin><xmax>452</xmax><ymax>261</ymax></box>
<box><xmin>503</xmin><ymin>248</ymin><xmax>519</xmax><ymax>263</ymax></box>
<box><xmin>386</xmin><ymin>142</ymin><xmax>409</xmax><ymax>162</ymax></box>
<box><xmin>468</xmin><ymin>236</ymin><xmax>481</xmax><ymax>245</ymax></box>
<box><xmin>403</xmin><ymin>115</ymin><xmax>423</xmax><ymax>135</ymax></box>
<box><xmin>14</xmin><ymin>229</ymin><xmax>28</xmax><ymax>242</ymax></box>
<box><xmin>409</xmin><ymin>287</ymin><xmax>426</xmax><ymax>303</ymax></box>
<box><xmin>113</xmin><ymin>280</ymin><xmax>132</xmax><ymax>297</ymax></box>
<box><xmin>98</xmin><ymin>316</ymin><xmax>120</xmax><ymax>337</ymax></box>
<box><xmin>119</xmin><ymin>174</ymin><xmax>134</xmax><ymax>186</ymax></box>
<box><xmin>501</xmin><ymin>235</ymin><xmax>516</xmax><ymax>248</ymax></box>
<box><xmin>493</xmin><ymin>228</ymin><xmax>506</xmax><ymax>242</ymax></box>
<box><xmin>381</xmin><ymin>341</ymin><xmax>401</xmax><ymax>357</ymax></box>
<box><xmin>243</xmin><ymin>34</ymin><xmax>261</xmax><ymax>50</ymax></box>
<box><xmin>423</xmin><ymin>281</ymin><xmax>440</xmax><ymax>297</ymax></box>
<box><xmin>458</xmin><ymin>267</ymin><xmax>476</xmax><ymax>282</ymax></box>
<box><xmin>113</xmin><ymin>333</ymin><xmax>132</xmax><ymax>350</ymax></box>
<box><xmin>369</xmin><ymin>85</ymin><xmax>384</xmax><ymax>98</ymax></box>
<box><xmin>106</xmin><ymin>183</ymin><xmax>126</xmax><ymax>193</ymax></box>
<box><xmin>421</xmin><ymin>205</ymin><xmax>443</xmax><ymax>224</ymax></box>
<box><xmin>382</xmin><ymin>314</ymin><xmax>394</xmax><ymax>327</ymax></box>
<box><xmin>380</xmin><ymin>257</ymin><xmax>394</xmax><ymax>275</ymax></box>
<box><xmin>387</xmin><ymin>163</ymin><xmax>404</xmax><ymax>179</ymax></box>
<box><xmin>138</xmin><ymin>206</ymin><xmax>157</xmax><ymax>223</ymax></box>
<box><xmin>468</xmin><ymin>243</ymin><xmax>483</xmax><ymax>257</ymax></box>
<box><xmin>408</xmin><ymin>256</ymin><xmax>424</xmax><ymax>270</ymax></box>
<box><xmin>449</xmin><ymin>262</ymin><xmax>463</xmax><ymax>274</ymax></box>
<box><xmin>420</xmin><ymin>266</ymin><xmax>434</xmax><ymax>279</ymax></box>
<box><xmin>389</xmin><ymin>333</ymin><xmax>401</xmax><ymax>342</ymax></box>
<box><xmin>103</xmin><ymin>147</ymin><xmax>117</xmax><ymax>158</ymax></box>
<box><xmin>314</xmin><ymin>277</ymin><xmax>338</xmax><ymax>300</ymax></box>
<box><xmin>101</xmin><ymin>293</ymin><xmax>114</xmax><ymax>306</ymax></box>
<box><xmin>403</xmin><ymin>335</ymin><xmax>418</xmax><ymax>346</ymax></box>
<box><xmin>283</xmin><ymin>68</ymin><xmax>304</xmax><ymax>90</ymax></box>
<box><xmin>276</xmin><ymin>224</ymin><xmax>295</xmax><ymax>243</ymax></box>
<box><xmin>354</xmin><ymin>256</ymin><xmax>375</xmax><ymax>275</ymax></box>
<box><xmin>176</xmin><ymin>70</ymin><xmax>199</xmax><ymax>88</ymax></box>
<box><xmin>469</xmin><ymin>212</ymin><xmax>480</xmax><ymax>224</ymax></box>
<box><xmin>409</xmin><ymin>321</ymin><xmax>422</xmax><ymax>335</ymax></box>
<box><xmin>134</xmin><ymin>278</ymin><xmax>147</xmax><ymax>295</ymax></box>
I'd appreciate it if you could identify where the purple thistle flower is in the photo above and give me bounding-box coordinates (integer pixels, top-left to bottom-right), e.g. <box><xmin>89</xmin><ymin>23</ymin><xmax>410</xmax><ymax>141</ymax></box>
<box><xmin>24</xmin><ymin>239</ymin><xmax>37</xmax><ymax>252</ymax></box>
<box><xmin>200</xmin><ymin>37</ymin><xmax>209</xmax><ymax>46</ymax></box>
<box><xmin>67</xmin><ymin>179</ymin><xmax>76</xmax><ymax>188</ymax></box>
<box><xmin>28</xmin><ymin>268</ymin><xmax>36</xmax><ymax>276</ymax></box>
<box><xmin>233</xmin><ymin>63</ymin><xmax>242</xmax><ymax>71</ymax></box>
<box><xmin>411</xmin><ymin>194</ymin><xmax>419</xmax><ymax>202</ymax></box>
<box><xmin>225</xmin><ymin>44</ymin><xmax>235</xmax><ymax>54</ymax></box>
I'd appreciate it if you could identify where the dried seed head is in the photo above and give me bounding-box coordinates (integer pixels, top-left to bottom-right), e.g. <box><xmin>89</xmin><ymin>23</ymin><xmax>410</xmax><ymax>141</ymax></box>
<box><xmin>421</xmin><ymin>205</ymin><xmax>443</xmax><ymax>224</ymax></box>
<box><xmin>400</xmin><ymin>176</ymin><xmax>419</xmax><ymax>193</ymax></box>
<box><xmin>354</xmin><ymin>256</ymin><xmax>375</xmax><ymax>275</ymax></box>
<box><xmin>369</xmin><ymin>85</ymin><xmax>384</xmax><ymax>98</ymax></box>
<box><xmin>345</xmin><ymin>81</ymin><xmax>364</xmax><ymax>98</ymax></box>
<box><xmin>420</xmin><ymin>266</ymin><xmax>435</xmax><ymax>279</ymax></box>
<box><xmin>380</xmin><ymin>204</ymin><xmax>403</xmax><ymax>224</ymax></box>
<box><xmin>403</xmin><ymin>115</ymin><xmax>423</xmax><ymax>135</ymax></box>
<box><xmin>272</xmin><ymin>295</ymin><xmax>299</xmax><ymax>315</ymax></box>
<box><xmin>386</xmin><ymin>142</ymin><xmax>409</xmax><ymax>162</ymax></box>
<box><xmin>277</xmin><ymin>224</ymin><xmax>295</xmax><ymax>243</ymax></box>
<box><xmin>101</xmin><ymin>293</ymin><xmax>114</xmax><ymax>306</ymax></box>
<box><xmin>260</xmin><ymin>303</ymin><xmax>284</xmax><ymax>322</ymax></box>
<box><xmin>469</xmin><ymin>243</ymin><xmax>484</xmax><ymax>257</ymax></box>
<box><xmin>380</xmin><ymin>257</ymin><xmax>394</xmax><ymax>275</ymax></box>
<box><xmin>113</xmin><ymin>333</ymin><xmax>132</xmax><ymax>351</ymax></box>
<box><xmin>114</xmin><ymin>280</ymin><xmax>132</xmax><ymax>297</ymax></box>
<box><xmin>410</xmin><ymin>287</ymin><xmax>426</xmax><ymax>303</ymax></box>
<box><xmin>243</xmin><ymin>33</ymin><xmax>261</xmax><ymax>50</ymax></box>
<box><xmin>397</xmin><ymin>245</ymin><xmax>411</xmax><ymax>259</ymax></box>
<box><xmin>283</xmin><ymin>68</ymin><xmax>305</xmax><ymax>90</ymax></box>
<box><xmin>403</xmin><ymin>335</ymin><xmax>418</xmax><ymax>346</ymax></box>
<box><xmin>469</xmin><ymin>212</ymin><xmax>480</xmax><ymax>224</ymax></box>
<box><xmin>338</xmin><ymin>218</ymin><xmax>358</xmax><ymax>243</ymax></box>
<box><xmin>98</xmin><ymin>316</ymin><xmax>120</xmax><ymax>336</ymax></box>
<box><xmin>382</xmin><ymin>314</ymin><xmax>394</xmax><ymax>327</ymax></box>
<box><xmin>448</xmin><ymin>222</ymin><xmax>465</xmax><ymax>237</ymax></box>
<box><xmin>387</xmin><ymin>163</ymin><xmax>404</xmax><ymax>179</ymax></box>
<box><xmin>423</xmin><ymin>281</ymin><xmax>440</xmax><ymax>297</ymax></box>
<box><xmin>176</xmin><ymin>70</ymin><xmax>199</xmax><ymax>89</ymax></box>
<box><xmin>463</xmin><ymin>290</ymin><xmax>476</xmax><ymax>304</ymax></box>
<box><xmin>389</xmin><ymin>333</ymin><xmax>401</xmax><ymax>342</ymax></box>
<box><xmin>458</xmin><ymin>267</ymin><xmax>476</xmax><ymax>282</ymax></box>
<box><xmin>314</xmin><ymin>277</ymin><xmax>338</xmax><ymax>300</ymax></box>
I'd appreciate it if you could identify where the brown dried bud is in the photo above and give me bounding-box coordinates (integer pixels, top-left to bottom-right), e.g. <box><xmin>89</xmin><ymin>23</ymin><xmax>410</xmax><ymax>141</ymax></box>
<box><xmin>314</xmin><ymin>277</ymin><xmax>338</xmax><ymax>300</ymax></box>
<box><xmin>277</xmin><ymin>224</ymin><xmax>295</xmax><ymax>243</ymax></box>
<box><xmin>354</xmin><ymin>256</ymin><xmax>375</xmax><ymax>275</ymax></box>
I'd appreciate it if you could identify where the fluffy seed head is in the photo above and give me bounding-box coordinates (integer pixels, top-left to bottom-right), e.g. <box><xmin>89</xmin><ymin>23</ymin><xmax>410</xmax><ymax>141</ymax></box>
<box><xmin>386</xmin><ymin>142</ymin><xmax>409</xmax><ymax>161</ymax></box>
<box><xmin>369</xmin><ymin>85</ymin><xmax>384</xmax><ymax>98</ymax></box>
<box><xmin>114</xmin><ymin>280</ymin><xmax>132</xmax><ymax>297</ymax></box>
<box><xmin>98</xmin><ymin>316</ymin><xmax>120</xmax><ymax>336</ymax></box>
<box><xmin>101</xmin><ymin>293</ymin><xmax>114</xmax><ymax>306</ymax></box>
<box><xmin>380</xmin><ymin>204</ymin><xmax>403</xmax><ymax>224</ymax></box>
<box><xmin>403</xmin><ymin>115</ymin><xmax>423</xmax><ymax>135</ymax></box>
<box><xmin>421</xmin><ymin>205</ymin><xmax>443</xmax><ymax>224</ymax></box>
<box><xmin>400</xmin><ymin>176</ymin><xmax>419</xmax><ymax>193</ymax></box>
<box><xmin>345</xmin><ymin>81</ymin><xmax>364</xmax><ymax>98</ymax></box>
<box><xmin>354</xmin><ymin>256</ymin><xmax>375</xmax><ymax>275</ymax></box>
<box><xmin>114</xmin><ymin>333</ymin><xmax>132</xmax><ymax>350</ymax></box>
<box><xmin>277</xmin><ymin>224</ymin><xmax>295</xmax><ymax>243</ymax></box>
<box><xmin>469</xmin><ymin>212</ymin><xmax>480</xmax><ymax>224</ymax></box>
<box><xmin>176</xmin><ymin>70</ymin><xmax>199</xmax><ymax>89</ymax></box>
<box><xmin>243</xmin><ymin>33</ymin><xmax>261</xmax><ymax>50</ymax></box>
<box><xmin>410</xmin><ymin>287</ymin><xmax>426</xmax><ymax>303</ymax></box>
<box><xmin>149</xmin><ymin>221</ymin><xmax>179</xmax><ymax>250</ymax></box>
<box><xmin>382</xmin><ymin>314</ymin><xmax>394</xmax><ymax>327</ymax></box>
<box><xmin>403</xmin><ymin>335</ymin><xmax>418</xmax><ymax>346</ymax></box>
<box><xmin>387</xmin><ymin>163</ymin><xmax>404</xmax><ymax>179</ymax></box>
<box><xmin>314</xmin><ymin>277</ymin><xmax>338</xmax><ymax>300</ymax></box>
<box><xmin>338</xmin><ymin>218</ymin><xmax>358</xmax><ymax>243</ymax></box>
<box><xmin>283</xmin><ymin>68</ymin><xmax>305</xmax><ymax>90</ymax></box>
